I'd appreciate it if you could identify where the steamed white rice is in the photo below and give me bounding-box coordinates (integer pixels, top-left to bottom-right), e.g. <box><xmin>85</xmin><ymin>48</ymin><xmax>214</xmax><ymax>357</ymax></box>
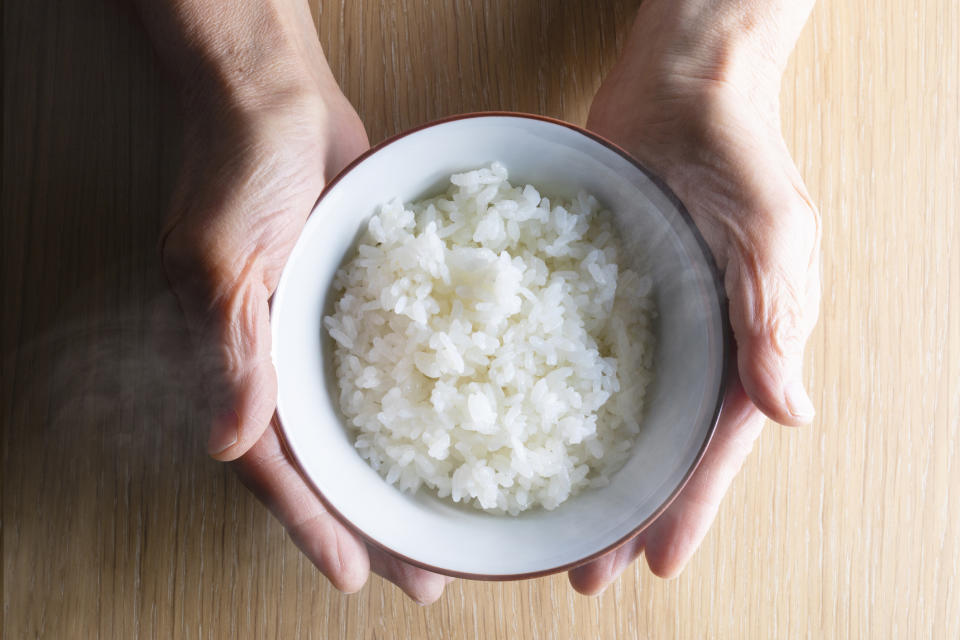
<box><xmin>324</xmin><ymin>163</ymin><xmax>654</xmax><ymax>514</ymax></box>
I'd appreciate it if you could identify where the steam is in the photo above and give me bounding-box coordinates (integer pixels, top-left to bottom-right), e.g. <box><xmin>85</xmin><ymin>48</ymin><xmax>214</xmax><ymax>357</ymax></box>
<box><xmin>7</xmin><ymin>269</ymin><xmax>211</xmax><ymax>467</ymax></box>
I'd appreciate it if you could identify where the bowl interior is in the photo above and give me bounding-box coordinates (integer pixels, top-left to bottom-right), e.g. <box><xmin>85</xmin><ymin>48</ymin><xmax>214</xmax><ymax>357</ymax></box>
<box><xmin>271</xmin><ymin>114</ymin><xmax>726</xmax><ymax>578</ymax></box>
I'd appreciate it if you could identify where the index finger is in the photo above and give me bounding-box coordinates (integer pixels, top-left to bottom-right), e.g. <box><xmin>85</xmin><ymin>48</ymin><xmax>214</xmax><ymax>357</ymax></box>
<box><xmin>232</xmin><ymin>421</ymin><xmax>452</xmax><ymax>603</ymax></box>
<box><xmin>232</xmin><ymin>421</ymin><xmax>371</xmax><ymax>592</ymax></box>
<box><xmin>569</xmin><ymin>377</ymin><xmax>765</xmax><ymax>593</ymax></box>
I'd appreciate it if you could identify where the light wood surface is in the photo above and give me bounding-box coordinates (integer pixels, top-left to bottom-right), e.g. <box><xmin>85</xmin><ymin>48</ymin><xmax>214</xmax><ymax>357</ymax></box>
<box><xmin>3</xmin><ymin>0</ymin><xmax>958</xmax><ymax>637</ymax></box>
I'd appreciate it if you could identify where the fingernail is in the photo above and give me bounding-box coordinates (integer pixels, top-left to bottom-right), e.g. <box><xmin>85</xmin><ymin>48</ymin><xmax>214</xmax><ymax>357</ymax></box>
<box><xmin>208</xmin><ymin>410</ymin><xmax>239</xmax><ymax>455</ymax></box>
<box><xmin>785</xmin><ymin>381</ymin><xmax>815</xmax><ymax>421</ymax></box>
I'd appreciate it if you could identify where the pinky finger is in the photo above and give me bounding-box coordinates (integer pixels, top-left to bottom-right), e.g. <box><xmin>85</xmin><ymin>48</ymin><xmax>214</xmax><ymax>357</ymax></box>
<box><xmin>568</xmin><ymin>535</ymin><xmax>646</xmax><ymax>596</ymax></box>
<box><xmin>367</xmin><ymin>546</ymin><xmax>452</xmax><ymax>605</ymax></box>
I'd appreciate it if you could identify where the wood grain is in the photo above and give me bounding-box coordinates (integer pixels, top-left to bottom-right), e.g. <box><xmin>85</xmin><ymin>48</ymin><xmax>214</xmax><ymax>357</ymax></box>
<box><xmin>3</xmin><ymin>0</ymin><xmax>958</xmax><ymax>637</ymax></box>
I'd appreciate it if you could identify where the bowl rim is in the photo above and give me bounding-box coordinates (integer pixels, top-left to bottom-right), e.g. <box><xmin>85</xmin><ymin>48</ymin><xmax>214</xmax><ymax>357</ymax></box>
<box><xmin>271</xmin><ymin>110</ymin><xmax>730</xmax><ymax>580</ymax></box>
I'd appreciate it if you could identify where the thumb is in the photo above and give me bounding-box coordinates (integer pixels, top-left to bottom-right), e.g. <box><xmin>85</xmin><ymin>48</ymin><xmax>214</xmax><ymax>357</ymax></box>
<box><xmin>202</xmin><ymin>277</ymin><xmax>278</xmax><ymax>460</ymax></box>
<box><xmin>724</xmin><ymin>215</ymin><xmax>820</xmax><ymax>427</ymax></box>
<box><xmin>162</xmin><ymin>227</ymin><xmax>279</xmax><ymax>461</ymax></box>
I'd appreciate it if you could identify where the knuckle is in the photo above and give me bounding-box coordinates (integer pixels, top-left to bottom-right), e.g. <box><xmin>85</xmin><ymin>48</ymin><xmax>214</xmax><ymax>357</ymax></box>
<box><xmin>792</xmin><ymin>198</ymin><xmax>822</xmax><ymax>257</ymax></box>
<box><xmin>765</xmin><ymin>285</ymin><xmax>806</xmax><ymax>357</ymax></box>
<box><xmin>205</xmin><ymin>278</ymin><xmax>264</xmax><ymax>370</ymax></box>
<box><xmin>162</xmin><ymin>219</ymin><xmax>268</xmax><ymax>371</ymax></box>
<box><xmin>161</xmin><ymin>218</ymin><xmax>258</xmax><ymax>311</ymax></box>
<box><xmin>734</xmin><ymin>196</ymin><xmax>821</xmax><ymax>345</ymax></box>
<box><xmin>783</xmin><ymin>183</ymin><xmax>822</xmax><ymax>264</ymax></box>
<box><xmin>730</xmin><ymin>243</ymin><xmax>808</xmax><ymax>357</ymax></box>
<box><xmin>160</xmin><ymin>222</ymin><xmax>201</xmax><ymax>287</ymax></box>
<box><xmin>160</xmin><ymin>220</ymin><xmax>223</xmax><ymax>309</ymax></box>
<box><xmin>161</xmin><ymin>213</ymin><xmax>273</xmax><ymax>305</ymax></box>
<box><xmin>161</xmin><ymin>220</ymin><xmax>231</xmax><ymax>292</ymax></box>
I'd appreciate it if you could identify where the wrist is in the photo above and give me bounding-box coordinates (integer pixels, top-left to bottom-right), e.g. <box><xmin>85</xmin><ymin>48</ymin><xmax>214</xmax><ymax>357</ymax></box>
<box><xmin>139</xmin><ymin>0</ymin><xmax>328</xmax><ymax>117</ymax></box>
<box><xmin>626</xmin><ymin>0</ymin><xmax>815</xmax><ymax>101</ymax></box>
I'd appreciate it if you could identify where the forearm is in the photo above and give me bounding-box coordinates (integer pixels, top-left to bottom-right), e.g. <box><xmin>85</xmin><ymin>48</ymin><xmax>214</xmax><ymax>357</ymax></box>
<box><xmin>132</xmin><ymin>0</ymin><xmax>328</xmax><ymax>111</ymax></box>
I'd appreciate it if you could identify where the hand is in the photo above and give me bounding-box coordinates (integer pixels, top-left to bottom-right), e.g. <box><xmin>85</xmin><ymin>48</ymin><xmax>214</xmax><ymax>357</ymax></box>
<box><xmin>154</xmin><ymin>1</ymin><xmax>452</xmax><ymax>604</ymax></box>
<box><xmin>569</xmin><ymin>0</ymin><xmax>820</xmax><ymax>593</ymax></box>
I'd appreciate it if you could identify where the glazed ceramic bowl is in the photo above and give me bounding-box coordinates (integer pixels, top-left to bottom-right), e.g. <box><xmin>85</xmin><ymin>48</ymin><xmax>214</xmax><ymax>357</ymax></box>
<box><xmin>270</xmin><ymin>113</ymin><xmax>728</xmax><ymax>579</ymax></box>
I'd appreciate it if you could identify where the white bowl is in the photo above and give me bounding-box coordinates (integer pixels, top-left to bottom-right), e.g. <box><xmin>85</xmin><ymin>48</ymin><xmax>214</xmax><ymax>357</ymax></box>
<box><xmin>271</xmin><ymin>113</ymin><xmax>728</xmax><ymax>579</ymax></box>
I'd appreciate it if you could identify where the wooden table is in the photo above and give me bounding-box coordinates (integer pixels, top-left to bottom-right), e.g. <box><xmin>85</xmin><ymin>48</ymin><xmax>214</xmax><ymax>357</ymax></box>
<box><xmin>4</xmin><ymin>0</ymin><xmax>958</xmax><ymax>637</ymax></box>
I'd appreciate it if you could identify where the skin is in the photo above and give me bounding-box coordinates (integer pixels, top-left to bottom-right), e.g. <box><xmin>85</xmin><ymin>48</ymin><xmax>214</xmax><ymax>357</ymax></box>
<box><xmin>138</xmin><ymin>0</ymin><xmax>820</xmax><ymax>603</ymax></box>
<box><xmin>570</xmin><ymin>0</ymin><xmax>821</xmax><ymax>593</ymax></box>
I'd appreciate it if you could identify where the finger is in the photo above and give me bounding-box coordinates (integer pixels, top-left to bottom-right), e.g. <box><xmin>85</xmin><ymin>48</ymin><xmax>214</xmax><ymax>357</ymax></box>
<box><xmin>642</xmin><ymin>379</ymin><xmax>764</xmax><ymax>578</ymax></box>
<box><xmin>231</xmin><ymin>422</ymin><xmax>370</xmax><ymax>593</ymax></box>
<box><xmin>367</xmin><ymin>546</ymin><xmax>451</xmax><ymax>605</ymax></box>
<box><xmin>162</xmin><ymin>222</ymin><xmax>281</xmax><ymax>461</ymax></box>
<box><xmin>568</xmin><ymin>534</ymin><xmax>646</xmax><ymax>596</ymax></box>
<box><xmin>202</xmin><ymin>276</ymin><xmax>278</xmax><ymax>460</ymax></box>
<box><xmin>724</xmin><ymin>201</ymin><xmax>820</xmax><ymax>426</ymax></box>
